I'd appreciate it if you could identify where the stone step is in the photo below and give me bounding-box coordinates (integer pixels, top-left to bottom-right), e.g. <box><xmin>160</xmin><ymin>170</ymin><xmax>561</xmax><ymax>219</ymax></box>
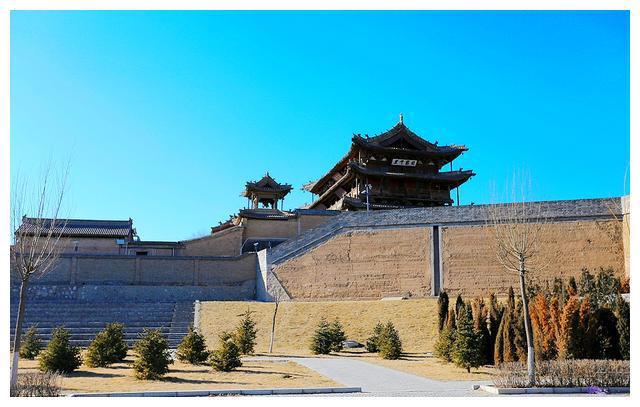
<box><xmin>9</xmin><ymin>301</ymin><xmax>194</xmax><ymax>350</ymax></box>
<box><xmin>10</xmin><ymin>320</ymin><xmax>178</xmax><ymax>330</ymax></box>
<box><xmin>11</xmin><ymin>340</ymin><xmax>185</xmax><ymax>348</ymax></box>
<box><xmin>11</xmin><ymin>326</ymin><xmax>175</xmax><ymax>334</ymax></box>
<box><xmin>10</xmin><ymin>306</ymin><xmax>178</xmax><ymax>311</ymax></box>
<box><xmin>9</xmin><ymin>311</ymin><xmax>179</xmax><ymax>319</ymax></box>
<box><xmin>11</xmin><ymin>332</ymin><xmax>188</xmax><ymax>340</ymax></box>
<box><xmin>11</xmin><ymin>318</ymin><xmax>177</xmax><ymax>324</ymax></box>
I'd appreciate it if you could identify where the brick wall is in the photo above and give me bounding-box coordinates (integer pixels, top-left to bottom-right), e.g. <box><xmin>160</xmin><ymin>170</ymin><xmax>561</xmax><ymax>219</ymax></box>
<box><xmin>182</xmin><ymin>226</ymin><xmax>244</xmax><ymax>256</ymax></box>
<box><xmin>298</xmin><ymin>214</ymin><xmax>334</xmax><ymax>233</ymax></box>
<box><xmin>270</xmin><ymin>218</ymin><xmax>626</xmax><ymax>299</ymax></box>
<box><xmin>272</xmin><ymin>228</ymin><xmax>432</xmax><ymax>300</ymax></box>
<box><xmin>243</xmin><ymin>218</ymin><xmax>299</xmax><ymax>239</ymax></box>
<box><xmin>440</xmin><ymin>220</ymin><xmax>626</xmax><ymax>296</ymax></box>
<box><xmin>11</xmin><ymin>254</ymin><xmax>257</xmax><ymax>301</ymax></box>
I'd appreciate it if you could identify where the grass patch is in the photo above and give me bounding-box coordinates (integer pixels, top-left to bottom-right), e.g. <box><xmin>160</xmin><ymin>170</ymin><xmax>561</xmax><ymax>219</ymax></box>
<box><xmin>16</xmin><ymin>351</ymin><xmax>338</xmax><ymax>394</ymax></box>
<box><xmin>200</xmin><ymin>298</ymin><xmax>439</xmax><ymax>355</ymax></box>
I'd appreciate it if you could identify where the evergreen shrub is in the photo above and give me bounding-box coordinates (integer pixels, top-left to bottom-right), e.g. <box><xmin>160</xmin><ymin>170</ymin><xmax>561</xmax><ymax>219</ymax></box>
<box><xmin>132</xmin><ymin>329</ymin><xmax>173</xmax><ymax>380</ymax></box>
<box><xmin>176</xmin><ymin>326</ymin><xmax>210</xmax><ymax>365</ymax></box>
<box><xmin>452</xmin><ymin>305</ymin><xmax>483</xmax><ymax>372</ymax></box>
<box><xmin>234</xmin><ymin>309</ymin><xmax>258</xmax><ymax>355</ymax></box>
<box><xmin>19</xmin><ymin>326</ymin><xmax>43</xmax><ymax>360</ymax></box>
<box><xmin>328</xmin><ymin>319</ymin><xmax>346</xmax><ymax>352</ymax></box>
<box><xmin>378</xmin><ymin>322</ymin><xmax>402</xmax><ymax>360</ymax></box>
<box><xmin>85</xmin><ymin>323</ymin><xmax>128</xmax><ymax>367</ymax></box>
<box><xmin>365</xmin><ymin>322</ymin><xmax>384</xmax><ymax>353</ymax></box>
<box><xmin>310</xmin><ymin>317</ymin><xmax>333</xmax><ymax>355</ymax></box>
<box><xmin>39</xmin><ymin>327</ymin><xmax>82</xmax><ymax>374</ymax></box>
<box><xmin>210</xmin><ymin>332</ymin><xmax>242</xmax><ymax>372</ymax></box>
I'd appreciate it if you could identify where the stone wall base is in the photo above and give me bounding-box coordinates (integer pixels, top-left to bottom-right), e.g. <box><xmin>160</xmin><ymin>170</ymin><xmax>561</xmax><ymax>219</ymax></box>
<box><xmin>10</xmin><ymin>282</ymin><xmax>255</xmax><ymax>303</ymax></box>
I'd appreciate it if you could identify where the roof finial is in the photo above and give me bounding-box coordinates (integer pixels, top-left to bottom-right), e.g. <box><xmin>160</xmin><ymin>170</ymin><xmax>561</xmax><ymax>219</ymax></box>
<box><xmin>399</xmin><ymin>112</ymin><xmax>404</xmax><ymax>124</ymax></box>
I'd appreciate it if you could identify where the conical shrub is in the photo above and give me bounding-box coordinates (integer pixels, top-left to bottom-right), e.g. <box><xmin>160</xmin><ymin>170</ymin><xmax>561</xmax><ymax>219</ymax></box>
<box><xmin>210</xmin><ymin>332</ymin><xmax>242</xmax><ymax>372</ymax></box>
<box><xmin>378</xmin><ymin>322</ymin><xmax>402</xmax><ymax>360</ymax></box>
<box><xmin>39</xmin><ymin>327</ymin><xmax>82</xmax><ymax>374</ymax></box>
<box><xmin>85</xmin><ymin>323</ymin><xmax>128</xmax><ymax>367</ymax></box>
<box><xmin>132</xmin><ymin>329</ymin><xmax>173</xmax><ymax>380</ymax></box>
<box><xmin>176</xmin><ymin>326</ymin><xmax>210</xmax><ymax>365</ymax></box>
<box><xmin>234</xmin><ymin>309</ymin><xmax>257</xmax><ymax>355</ymax></box>
<box><xmin>19</xmin><ymin>326</ymin><xmax>43</xmax><ymax>360</ymax></box>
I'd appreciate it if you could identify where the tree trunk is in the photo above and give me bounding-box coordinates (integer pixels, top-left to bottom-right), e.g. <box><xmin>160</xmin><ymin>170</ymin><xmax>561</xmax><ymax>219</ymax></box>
<box><xmin>10</xmin><ymin>279</ymin><xmax>29</xmax><ymax>388</ymax></box>
<box><xmin>518</xmin><ymin>264</ymin><xmax>535</xmax><ymax>387</ymax></box>
<box><xmin>269</xmin><ymin>302</ymin><xmax>279</xmax><ymax>353</ymax></box>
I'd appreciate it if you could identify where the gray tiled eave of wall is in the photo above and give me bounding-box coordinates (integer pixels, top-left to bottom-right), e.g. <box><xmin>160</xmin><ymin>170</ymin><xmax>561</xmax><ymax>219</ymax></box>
<box><xmin>268</xmin><ymin>197</ymin><xmax>624</xmax><ymax>266</ymax></box>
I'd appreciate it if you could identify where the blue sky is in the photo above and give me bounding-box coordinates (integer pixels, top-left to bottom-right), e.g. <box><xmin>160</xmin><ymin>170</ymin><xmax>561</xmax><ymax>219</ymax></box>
<box><xmin>10</xmin><ymin>11</ymin><xmax>629</xmax><ymax>241</ymax></box>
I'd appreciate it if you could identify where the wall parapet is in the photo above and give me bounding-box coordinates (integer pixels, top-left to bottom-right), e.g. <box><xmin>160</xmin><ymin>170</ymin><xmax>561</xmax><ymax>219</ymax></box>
<box><xmin>266</xmin><ymin>197</ymin><xmax>627</xmax><ymax>300</ymax></box>
<box><xmin>268</xmin><ymin>197</ymin><xmax>624</xmax><ymax>266</ymax></box>
<box><xmin>11</xmin><ymin>253</ymin><xmax>257</xmax><ymax>289</ymax></box>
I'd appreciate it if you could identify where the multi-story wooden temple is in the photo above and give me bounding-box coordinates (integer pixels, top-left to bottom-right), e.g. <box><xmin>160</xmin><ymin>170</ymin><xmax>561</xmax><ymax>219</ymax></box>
<box><xmin>304</xmin><ymin>117</ymin><xmax>474</xmax><ymax>210</ymax></box>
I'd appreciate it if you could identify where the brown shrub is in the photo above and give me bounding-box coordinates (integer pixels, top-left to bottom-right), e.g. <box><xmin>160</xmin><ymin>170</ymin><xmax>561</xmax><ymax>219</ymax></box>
<box><xmin>493</xmin><ymin>360</ymin><xmax>629</xmax><ymax>388</ymax></box>
<box><xmin>10</xmin><ymin>372</ymin><xmax>62</xmax><ymax>397</ymax></box>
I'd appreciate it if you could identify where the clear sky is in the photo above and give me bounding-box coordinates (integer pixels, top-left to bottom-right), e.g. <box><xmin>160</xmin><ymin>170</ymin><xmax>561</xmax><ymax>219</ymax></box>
<box><xmin>10</xmin><ymin>10</ymin><xmax>629</xmax><ymax>241</ymax></box>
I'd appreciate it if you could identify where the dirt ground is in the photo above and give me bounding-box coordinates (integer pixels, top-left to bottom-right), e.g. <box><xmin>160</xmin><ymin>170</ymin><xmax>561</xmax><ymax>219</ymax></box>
<box><xmin>200</xmin><ymin>298</ymin><xmax>439</xmax><ymax>354</ymax></box>
<box><xmin>17</xmin><ymin>352</ymin><xmax>338</xmax><ymax>394</ymax></box>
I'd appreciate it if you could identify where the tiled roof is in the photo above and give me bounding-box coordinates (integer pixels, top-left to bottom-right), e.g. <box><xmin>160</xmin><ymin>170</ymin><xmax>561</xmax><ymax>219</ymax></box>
<box><xmin>348</xmin><ymin>162</ymin><xmax>475</xmax><ymax>186</ymax></box>
<box><xmin>239</xmin><ymin>209</ymin><xmax>296</xmax><ymax>220</ymax></box>
<box><xmin>242</xmin><ymin>173</ymin><xmax>292</xmax><ymax>197</ymax></box>
<box><xmin>355</xmin><ymin>122</ymin><xmax>467</xmax><ymax>154</ymax></box>
<box><xmin>17</xmin><ymin>217</ymin><xmax>133</xmax><ymax>238</ymax></box>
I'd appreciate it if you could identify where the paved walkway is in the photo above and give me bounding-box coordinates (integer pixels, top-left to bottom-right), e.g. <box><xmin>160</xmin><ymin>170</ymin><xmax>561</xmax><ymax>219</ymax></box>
<box><xmin>248</xmin><ymin>356</ymin><xmax>491</xmax><ymax>397</ymax></box>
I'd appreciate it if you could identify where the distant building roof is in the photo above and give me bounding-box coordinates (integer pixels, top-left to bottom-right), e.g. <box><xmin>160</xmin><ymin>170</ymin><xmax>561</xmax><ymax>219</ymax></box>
<box><xmin>242</xmin><ymin>173</ymin><xmax>292</xmax><ymax>198</ymax></box>
<box><xmin>238</xmin><ymin>209</ymin><xmax>296</xmax><ymax>220</ymax></box>
<box><xmin>354</xmin><ymin>122</ymin><xmax>466</xmax><ymax>155</ymax></box>
<box><xmin>17</xmin><ymin>217</ymin><xmax>134</xmax><ymax>238</ymax></box>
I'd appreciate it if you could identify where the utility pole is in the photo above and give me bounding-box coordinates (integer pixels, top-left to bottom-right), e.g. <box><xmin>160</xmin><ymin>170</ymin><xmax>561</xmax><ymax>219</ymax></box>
<box><xmin>364</xmin><ymin>183</ymin><xmax>372</xmax><ymax>212</ymax></box>
<box><xmin>450</xmin><ymin>161</ymin><xmax>460</xmax><ymax>206</ymax></box>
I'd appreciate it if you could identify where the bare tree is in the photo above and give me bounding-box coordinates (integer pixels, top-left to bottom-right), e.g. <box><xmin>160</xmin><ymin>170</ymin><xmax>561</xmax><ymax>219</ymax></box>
<box><xmin>487</xmin><ymin>178</ymin><xmax>547</xmax><ymax>387</ymax></box>
<box><xmin>10</xmin><ymin>163</ymin><xmax>70</xmax><ymax>388</ymax></box>
<box><xmin>268</xmin><ymin>290</ymin><xmax>283</xmax><ymax>354</ymax></box>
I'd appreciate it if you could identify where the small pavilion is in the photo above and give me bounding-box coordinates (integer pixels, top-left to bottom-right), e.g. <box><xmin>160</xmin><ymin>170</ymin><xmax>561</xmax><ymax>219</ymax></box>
<box><xmin>241</xmin><ymin>173</ymin><xmax>292</xmax><ymax>210</ymax></box>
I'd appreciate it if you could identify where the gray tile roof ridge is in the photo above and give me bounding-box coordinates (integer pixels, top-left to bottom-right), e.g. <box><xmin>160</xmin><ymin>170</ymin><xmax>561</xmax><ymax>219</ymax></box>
<box><xmin>268</xmin><ymin>197</ymin><xmax>623</xmax><ymax>265</ymax></box>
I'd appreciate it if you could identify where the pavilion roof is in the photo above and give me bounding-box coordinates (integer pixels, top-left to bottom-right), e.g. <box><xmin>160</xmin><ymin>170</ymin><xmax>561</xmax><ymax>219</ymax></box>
<box><xmin>242</xmin><ymin>173</ymin><xmax>292</xmax><ymax>197</ymax></box>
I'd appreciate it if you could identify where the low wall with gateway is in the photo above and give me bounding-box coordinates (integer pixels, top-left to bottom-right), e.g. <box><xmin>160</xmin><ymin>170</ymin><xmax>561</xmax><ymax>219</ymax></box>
<box><xmin>11</xmin><ymin>253</ymin><xmax>257</xmax><ymax>302</ymax></box>
<box><xmin>263</xmin><ymin>197</ymin><xmax>628</xmax><ymax>300</ymax></box>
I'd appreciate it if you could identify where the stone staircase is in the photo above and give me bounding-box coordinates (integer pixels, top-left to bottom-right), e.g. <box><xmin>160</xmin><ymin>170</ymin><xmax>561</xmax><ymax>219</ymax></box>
<box><xmin>10</xmin><ymin>301</ymin><xmax>194</xmax><ymax>348</ymax></box>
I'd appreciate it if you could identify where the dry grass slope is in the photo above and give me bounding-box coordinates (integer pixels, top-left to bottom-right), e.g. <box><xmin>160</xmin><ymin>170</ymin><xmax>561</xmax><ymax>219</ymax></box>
<box><xmin>200</xmin><ymin>299</ymin><xmax>439</xmax><ymax>354</ymax></box>
<box><xmin>17</xmin><ymin>353</ymin><xmax>338</xmax><ymax>394</ymax></box>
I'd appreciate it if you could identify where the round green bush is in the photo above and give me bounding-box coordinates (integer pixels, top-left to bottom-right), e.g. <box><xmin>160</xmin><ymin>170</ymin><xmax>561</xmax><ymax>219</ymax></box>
<box><xmin>85</xmin><ymin>323</ymin><xmax>129</xmax><ymax>367</ymax></box>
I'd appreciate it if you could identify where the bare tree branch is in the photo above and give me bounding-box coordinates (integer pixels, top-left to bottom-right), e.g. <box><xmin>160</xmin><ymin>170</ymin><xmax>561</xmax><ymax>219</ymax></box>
<box><xmin>10</xmin><ymin>160</ymin><xmax>71</xmax><ymax>387</ymax></box>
